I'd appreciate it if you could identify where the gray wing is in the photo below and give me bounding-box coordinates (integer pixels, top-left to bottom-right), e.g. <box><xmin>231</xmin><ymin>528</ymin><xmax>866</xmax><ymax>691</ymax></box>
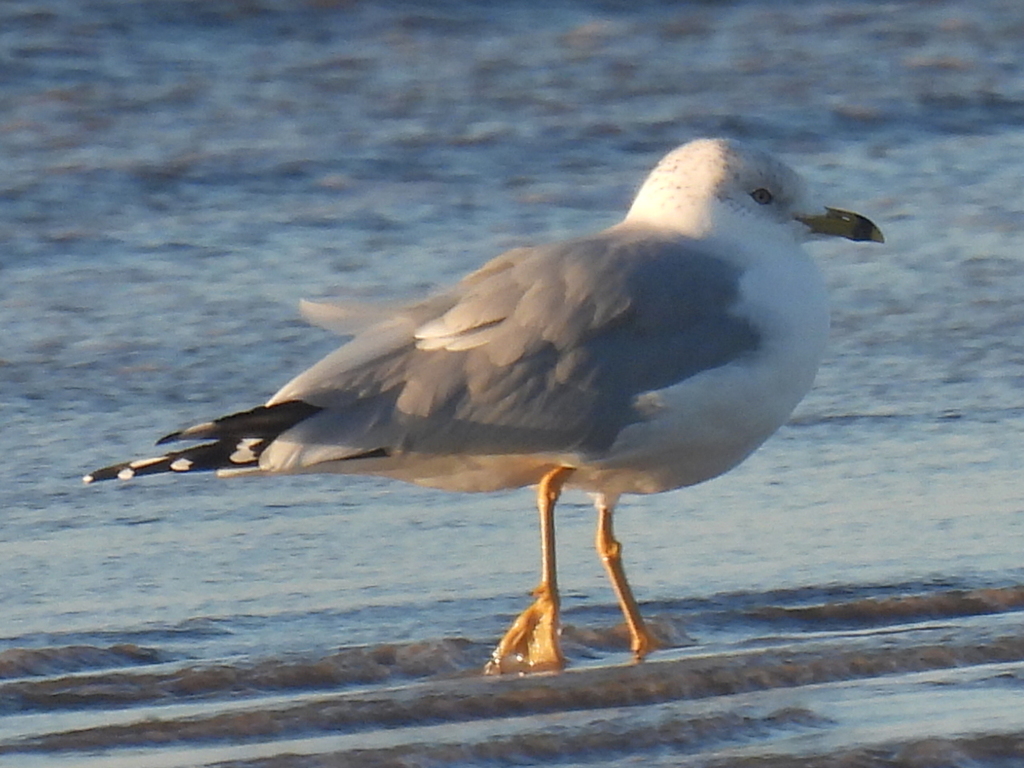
<box><xmin>265</xmin><ymin>227</ymin><xmax>759</xmax><ymax>468</ymax></box>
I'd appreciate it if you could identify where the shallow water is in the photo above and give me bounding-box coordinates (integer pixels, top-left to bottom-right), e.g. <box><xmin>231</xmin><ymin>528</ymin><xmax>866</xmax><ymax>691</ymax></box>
<box><xmin>3</xmin><ymin>0</ymin><xmax>1024</xmax><ymax>765</ymax></box>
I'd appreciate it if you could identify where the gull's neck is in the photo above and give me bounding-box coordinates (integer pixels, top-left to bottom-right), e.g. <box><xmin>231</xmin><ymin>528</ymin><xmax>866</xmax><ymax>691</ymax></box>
<box><xmin>623</xmin><ymin>172</ymin><xmax>717</xmax><ymax>238</ymax></box>
<box><xmin>622</xmin><ymin>194</ymin><xmax>803</xmax><ymax>269</ymax></box>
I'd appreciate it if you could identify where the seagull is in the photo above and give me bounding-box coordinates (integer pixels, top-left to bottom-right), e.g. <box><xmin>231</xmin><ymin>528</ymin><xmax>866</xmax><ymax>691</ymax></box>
<box><xmin>85</xmin><ymin>138</ymin><xmax>883</xmax><ymax>673</ymax></box>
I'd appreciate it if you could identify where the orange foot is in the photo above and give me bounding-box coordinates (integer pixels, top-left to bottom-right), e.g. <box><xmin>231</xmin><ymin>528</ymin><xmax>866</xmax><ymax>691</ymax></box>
<box><xmin>484</xmin><ymin>582</ymin><xmax>565</xmax><ymax>674</ymax></box>
<box><xmin>628</xmin><ymin>622</ymin><xmax>660</xmax><ymax>662</ymax></box>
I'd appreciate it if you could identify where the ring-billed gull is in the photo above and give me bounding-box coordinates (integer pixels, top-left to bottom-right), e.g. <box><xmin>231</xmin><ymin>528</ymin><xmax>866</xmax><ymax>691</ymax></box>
<box><xmin>85</xmin><ymin>138</ymin><xmax>883</xmax><ymax>673</ymax></box>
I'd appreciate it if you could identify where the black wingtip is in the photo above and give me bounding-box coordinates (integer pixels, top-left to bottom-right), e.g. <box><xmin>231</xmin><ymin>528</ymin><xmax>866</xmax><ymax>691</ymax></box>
<box><xmin>155</xmin><ymin>431</ymin><xmax>180</xmax><ymax>446</ymax></box>
<box><xmin>85</xmin><ymin>401</ymin><xmax>323</xmax><ymax>484</ymax></box>
<box><xmin>83</xmin><ymin>453</ymin><xmax>200</xmax><ymax>484</ymax></box>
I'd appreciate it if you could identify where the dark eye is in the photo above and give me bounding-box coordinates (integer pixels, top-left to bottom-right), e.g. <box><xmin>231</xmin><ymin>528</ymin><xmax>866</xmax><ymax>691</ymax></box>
<box><xmin>750</xmin><ymin>188</ymin><xmax>774</xmax><ymax>205</ymax></box>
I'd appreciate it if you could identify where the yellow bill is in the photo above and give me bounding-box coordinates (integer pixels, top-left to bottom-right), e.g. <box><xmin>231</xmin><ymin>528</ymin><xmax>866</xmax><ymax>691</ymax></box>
<box><xmin>797</xmin><ymin>207</ymin><xmax>884</xmax><ymax>243</ymax></box>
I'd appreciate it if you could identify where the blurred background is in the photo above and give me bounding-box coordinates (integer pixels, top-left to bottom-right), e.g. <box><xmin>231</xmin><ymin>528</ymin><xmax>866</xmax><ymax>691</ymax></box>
<box><xmin>2</xmin><ymin>1</ymin><xmax>1024</xmax><ymax>766</ymax></box>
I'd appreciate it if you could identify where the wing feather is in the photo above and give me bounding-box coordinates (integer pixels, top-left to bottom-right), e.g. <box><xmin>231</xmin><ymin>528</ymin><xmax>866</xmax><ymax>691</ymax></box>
<box><xmin>261</xmin><ymin>226</ymin><xmax>760</xmax><ymax>471</ymax></box>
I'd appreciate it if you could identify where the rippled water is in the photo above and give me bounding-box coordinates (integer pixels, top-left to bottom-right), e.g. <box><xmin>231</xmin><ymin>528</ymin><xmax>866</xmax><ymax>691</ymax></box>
<box><xmin>3</xmin><ymin>1</ymin><xmax>1024</xmax><ymax>766</ymax></box>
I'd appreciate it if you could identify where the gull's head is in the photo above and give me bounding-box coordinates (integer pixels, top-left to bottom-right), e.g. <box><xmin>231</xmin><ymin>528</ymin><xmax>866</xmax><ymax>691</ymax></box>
<box><xmin>624</xmin><ymin>138</ymin><xmax>883</xmax><ymax>247</ymax></box>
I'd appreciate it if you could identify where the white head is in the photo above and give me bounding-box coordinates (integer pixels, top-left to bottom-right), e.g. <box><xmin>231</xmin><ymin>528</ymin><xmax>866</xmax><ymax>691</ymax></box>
<box><xmin>625</xmin><ymin>139</ymin><xmax>807</xmax><ymax>241</ymax></box>
<box><xmin>623</xmin><ymin>138</ymin><xmax>882</xmax><ymax>249</ymax></box>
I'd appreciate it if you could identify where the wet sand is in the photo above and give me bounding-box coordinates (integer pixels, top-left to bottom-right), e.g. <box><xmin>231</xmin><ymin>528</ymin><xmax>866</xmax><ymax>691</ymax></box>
<box><xmin>3</xmin><ymin>0</ymin><xmax>1024</xmax><ymax>765</ymax></box>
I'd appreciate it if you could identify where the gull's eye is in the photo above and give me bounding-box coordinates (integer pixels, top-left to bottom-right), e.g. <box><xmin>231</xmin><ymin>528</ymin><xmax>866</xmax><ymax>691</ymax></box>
<box><xmin>750</xmin><ymin>188</ymin><xmax>774</xmax><ymax>205</ymax></box>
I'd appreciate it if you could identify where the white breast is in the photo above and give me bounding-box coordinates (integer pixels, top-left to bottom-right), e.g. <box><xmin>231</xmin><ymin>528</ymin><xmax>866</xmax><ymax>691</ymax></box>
<box><xmin>573</xmin><ymin>239</ymin><xmax>829</xmax><ymax>497</ymax></box>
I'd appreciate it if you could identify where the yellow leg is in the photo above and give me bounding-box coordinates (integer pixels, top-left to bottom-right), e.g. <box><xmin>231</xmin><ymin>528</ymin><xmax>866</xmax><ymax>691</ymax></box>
<box><xmin>485</xmin><ymin>466</ymin><xmax>574</xmax><ymax>675</ymax></box>
<box><xmin>595</xmin><ymin>494</ymin><xmax>658</xmax><ymax>661</ymax></box>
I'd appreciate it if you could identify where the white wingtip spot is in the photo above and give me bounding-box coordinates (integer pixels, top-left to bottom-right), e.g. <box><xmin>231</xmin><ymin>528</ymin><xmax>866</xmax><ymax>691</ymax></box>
<box><xmin>82</xmin><ymin>474</ymin><xmax>94</xmax><ymax>484</ymax></box>
<box><xmin>129</xmin><ymin>457</ymin><xmax>165</xmax><ymax>470</ymax></box>
<box><xmin>229</xmin><ymin>438</ymin><xmax>262</xmax><ymax>464</ymax></box>
<box><xmin>217</xmin><ymin>466</ymin><xmax>261</xmax><ymax>478</ymax></box>
<box><xmin>117</xmin><ymin>468</ymin><xmax>135</xmax><ymax>481</ymax></box>
<box><xmin>177</xmin><ymin>420</ymin><xmax>217</xmax><ymax>439</ymax></box>
<box><xmin>170</xmin><ymin>458</ymin><xmax>193</xmax><ymax>472</ymax></box>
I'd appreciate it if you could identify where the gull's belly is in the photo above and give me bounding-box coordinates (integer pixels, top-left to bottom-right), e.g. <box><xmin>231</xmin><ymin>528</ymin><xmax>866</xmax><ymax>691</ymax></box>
<box><xmin>303</xmin><ymin>356</ymin><xmax>795</xmax><ymax>494</ymax></box>
<box><xmin>295</xmin><ymin>350</ymin><xmax>818</xmax><ymax>496</ymax></box>
<box><xmin>572</xmin><ymin>358</ymin><xmax>809</xmax><ymax>495</ymax></box>
<box><xmin>300</xmin><ymin>245</ymin><xmax>830</xmax><ymax>498</ymax></box>
<box><xmin>575</xmin><ymin>252</ymin><xmax>830</xmax><ymax>496</ymax></box>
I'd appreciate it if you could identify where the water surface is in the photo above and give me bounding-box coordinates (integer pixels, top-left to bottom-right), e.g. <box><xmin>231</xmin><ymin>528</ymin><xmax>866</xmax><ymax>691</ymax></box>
<box><xmin>2</xmin><ymin>1</ymin><xmax>1024</xmax><ymax>765</ymax></box>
